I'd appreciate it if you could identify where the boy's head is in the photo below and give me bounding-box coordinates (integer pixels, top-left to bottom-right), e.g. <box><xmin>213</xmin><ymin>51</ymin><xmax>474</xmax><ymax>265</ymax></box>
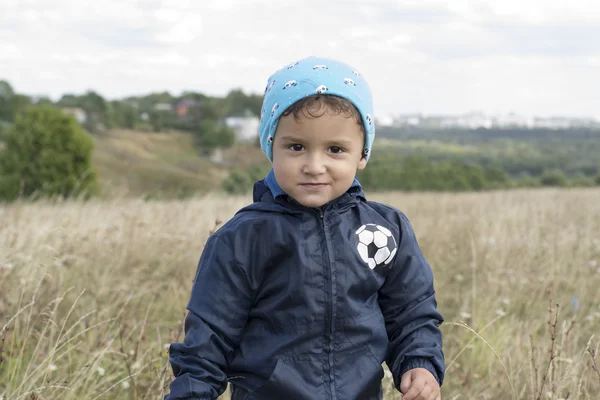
<box><xmin>259</xmin><ymin>56</ymin><xmax>375</xmax><ymax>207</ymax></box>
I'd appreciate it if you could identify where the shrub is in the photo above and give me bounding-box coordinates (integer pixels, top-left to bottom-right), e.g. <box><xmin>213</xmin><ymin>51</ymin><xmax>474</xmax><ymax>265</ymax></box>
<box><xmin>0</xmin><ymin>105</ymin><xmax>97</xmax><ymax>201</ymax></box>
<box><xmin>539</xmin><ymin>169</ymin><xmax>568</xmax><ymax>187</ymax></box>
<box><xmin>222</xmin><ymin>166</ymin><xmax>270</xmax><ymax>194</ymax></box>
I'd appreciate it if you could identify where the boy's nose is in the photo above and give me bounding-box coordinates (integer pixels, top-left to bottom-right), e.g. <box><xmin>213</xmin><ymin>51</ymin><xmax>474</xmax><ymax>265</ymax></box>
<box><xmin>302</xmin><ymin>153</ymin><xmax>326</xmax><ymax>175</ymax></box>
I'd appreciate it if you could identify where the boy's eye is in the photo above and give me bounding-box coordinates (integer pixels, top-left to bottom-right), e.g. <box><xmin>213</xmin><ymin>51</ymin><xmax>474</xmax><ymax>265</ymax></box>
<box><xmin>289</xmin><ymin>144</ymin><xmax>304</xmax><ymax>151</ymax></box>
<box><xmin>329</xmin><ymin>146</ymin><xmax>344</xmax><ymax>154</ymax></box>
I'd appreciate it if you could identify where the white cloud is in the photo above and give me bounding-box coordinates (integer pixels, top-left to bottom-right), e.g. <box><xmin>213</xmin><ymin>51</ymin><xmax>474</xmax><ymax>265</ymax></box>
<box><xmin>155</xmin><ymin>18</ymin><xmax>203</xmax><ymax>44</ymax></box>
<box><xmin>358</xmin><ymin>5</ymin><xmax>382</xmax><ymax>18</ymax></box>
<box><xmin>390</xmin><ymin>0</ymin><xmax>600</xmax><ymax>24</ymax></box>
<box><xmin>484</xmin><ymin>0</ymin><xmax>600</xmax><ymax>24</ymax></box>
<box><xmin>586</xmin><ymin>56</ymin><xmax>600</xmax><ymax>66</ymax></box>
<box><xmin>0</xmin><ymin>0</ymin><xmax>599</xmax><ymax>117</ymax></box>
<box><xmin>0</xmin><ymin>44</ymin><xmax>21</xmax><ymax>60</ymax></box>
<box><xmin>350</xmin><ymin>26</ymin><xmax>377</xmax><ymax>39</ymax></box>
<box><xmin>147</xmin><ymin>52</ymin><xmax>190</xmax><ymax>66</ymax></box>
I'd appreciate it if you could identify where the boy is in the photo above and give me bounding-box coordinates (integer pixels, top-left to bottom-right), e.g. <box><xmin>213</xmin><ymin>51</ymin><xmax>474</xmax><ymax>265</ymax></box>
<box><xmin>166</xmin><ymin>56</ymin><xmax>444</xmax><ymax>400</ymax></box>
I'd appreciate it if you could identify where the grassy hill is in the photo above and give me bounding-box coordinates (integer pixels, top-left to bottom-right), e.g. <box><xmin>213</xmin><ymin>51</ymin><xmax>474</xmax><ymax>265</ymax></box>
<box><xmin>3</xmin><ymin>124</ymin><xmax>598</xmax><ymax>199</ymax></box>
<box><xmin>92</xmin><ymin>129</ymin><xmax>268</xmax><ymax>199</ymax></box>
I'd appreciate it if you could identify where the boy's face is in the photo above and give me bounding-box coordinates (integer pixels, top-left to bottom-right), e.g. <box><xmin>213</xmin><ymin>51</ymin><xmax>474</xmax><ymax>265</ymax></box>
<box><xmin>272</xmin><ymin>104</ymin><xmax>367</xmax><ymax>208</ymax></box>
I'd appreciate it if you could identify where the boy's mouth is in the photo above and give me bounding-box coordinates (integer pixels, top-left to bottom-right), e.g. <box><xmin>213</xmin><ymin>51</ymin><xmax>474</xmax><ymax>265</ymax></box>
<box><xmin>299</xmin><ymin>183</ymin><xmax>329</xmax><ymax>191</ymax></box>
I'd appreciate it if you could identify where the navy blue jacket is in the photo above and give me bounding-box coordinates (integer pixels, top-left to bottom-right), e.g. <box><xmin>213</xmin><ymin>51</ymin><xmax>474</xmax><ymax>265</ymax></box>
<box><xmin>166</xmin><ymin>178</ymin><xmax>444</xmax><ymax>400</ymax></box>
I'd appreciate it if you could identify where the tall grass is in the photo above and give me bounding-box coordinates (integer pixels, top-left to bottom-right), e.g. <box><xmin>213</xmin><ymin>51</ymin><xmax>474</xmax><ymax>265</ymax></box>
<box><xmin>1</xmin><ymin>189</ymin><xmax>599</xmax><ymax>399</ymax></box>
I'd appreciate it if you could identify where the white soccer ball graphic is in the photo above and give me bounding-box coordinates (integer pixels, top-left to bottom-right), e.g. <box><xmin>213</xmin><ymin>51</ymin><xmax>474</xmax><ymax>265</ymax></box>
<box><xmin>355</xmin><ymin>224</ymin><xmax>397</xmax><ymax>269</ymax></box>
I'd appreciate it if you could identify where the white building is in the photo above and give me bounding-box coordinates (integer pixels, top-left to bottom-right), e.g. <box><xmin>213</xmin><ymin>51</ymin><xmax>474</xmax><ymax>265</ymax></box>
<box><xmin>532</xmin><ymin>118</ymin><xmax>571</xmax><ymax>129</ymax></box>
<box><xmin>61</xmin><ymin>107</ymin><xmax>87</xmax><ymax>124</ymax></box>
<box><xmin>492</xmin><ymin>113</ymin><xmax>534</xmax><ymax>128</ymax></box>
<box><xmin>154</xmin><ymin>103</ymin><xmax>173</xmax><ymax>112</ymax></box>
<box><xmin>225</xmin><ymin>114</ymin><xmax>260</xmax><ymax>143</ymax></box>
<box><xmin>375</xmin><ymin>115</ymin><xmax>394</xmax><ymax>127</ymax></box>
<box><xmin>394</xmin><ymin>114</ymin><xmax>423</xmax><ymax>127</ymax></box>
<box><xmin>440</xmin><ymin>112</ymin><xmax>493</xmax><ymax>129</ymax></box>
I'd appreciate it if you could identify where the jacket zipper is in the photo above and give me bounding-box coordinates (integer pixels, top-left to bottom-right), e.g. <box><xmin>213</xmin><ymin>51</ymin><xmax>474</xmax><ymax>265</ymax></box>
<box><xmin>318</xmin><ymin>208</ymin><xmax>337</xmax><ymax>400</ymax></box>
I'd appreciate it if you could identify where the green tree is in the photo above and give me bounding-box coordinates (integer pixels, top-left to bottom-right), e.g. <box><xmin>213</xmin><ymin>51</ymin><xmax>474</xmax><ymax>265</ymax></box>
<box><xmin>540</xmin><ymin>169</ymin><xmax>567</xmax><ymax>187</ymax></box>
<box><xmin>125</xmin><ymin>91</ymin><xmax>174</xmax><ymax>111</ymax></box>
<box><xmin>122</xmin><ymin>104</ymin><xmax>138</xmax><ymax>129</ymax></box>
<box><xmin>57</xmin><ymin>91</ymin><xmax>109</xmax><ymax>132</ymax></box>
<box><xmin>484</xmin><ymin>166</ymin><xmax>510</xmax><ymax>187</ymax></box>
<box><xmin>0</xmin><ymin>80</ymin><xmax>16</xmax><ymax>122</ymax></box>
<box><xmin>149</xmin><ymin>110</ymin><xmax>166</xmax><ymax>132</ymax></box>
<box><xmin>80</xmin><ymin>91</ymin><xmax>109</xmax><ymax>132</ymax></box>
<box><xmin>0</xmin><ymin>81</ymin><xmax>32</xmax><ymax>123</ymax></box>
<box><xmin>224</xmin><ymin>89</ymin><xmax>262</xmax><ymax>117</ymax></box>
<box><xmin>108</xmin><ymin>100</ymin><xmax>138</xmax><ymax>129</ymax></box>
<box><xmin>198</xmin><ymin>120</ymin><xmax>236</xmax><ymax>154</ymax></box>
<box><xmin>0</xmin><ymin>105</ymin><xmax>97</xmax><ymax>201</ymax></box>
<box><xmin>56</xmin><ymin>93</ymin><xmax>80</xmax><ymax>107</ymax></box>
<box><xmin>35</xmin><ymin>96</ymin><xmax>54</xmax><ymax>106</ymax></box>
<box><xmin>11</xmin><ymin>94</ymin><xmax>33</xmax><ymax>116</ymax></box>
<box><xmin>222</xmin><ymin>166</ymin><xmax>270</xmax><ymax>194</ymax></box>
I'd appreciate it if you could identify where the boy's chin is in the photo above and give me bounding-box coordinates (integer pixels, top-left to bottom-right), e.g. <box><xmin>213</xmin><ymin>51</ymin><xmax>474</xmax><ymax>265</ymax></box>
<box><xmin>294</xmin><ymin>196</ymin><xmax>329</xmax><ymax>208</ymax></box>
<box><xmin>292</xmin><ymin>191</ymin><xmax>343</xmax><ymax>208</ymax></box>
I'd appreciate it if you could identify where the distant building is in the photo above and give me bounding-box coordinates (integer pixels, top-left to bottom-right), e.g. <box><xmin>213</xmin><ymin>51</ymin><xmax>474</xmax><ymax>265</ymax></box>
<box><xmin>532</xmin><ymin>118</ymin><xmax>571</xmax><ymax>129</ymax></box>
<box><xmin>154</xmin><ymin>103</ymin><xmax>173</xmax><ymax>112</ymax></box>
<box><xmin>492</xmin><ymin>113</ymin><xmax>534</xmax><ymax>128</ymax></box>
<box><xmin>61</xmin><ymin>107</ymin><xmax>87</xmax><ymax>124</ymax></box>
<box><xmin>375</xmin><ymin>115</ymin><xmax>394</xmax><ymax>127</ymax></box>
<box><xmin>175</xmin><ymin>99</ymin><xmax>198</xmax><ymax>117</ymax></box>
<box><xmin>394</xmin><ymin>114</ymin><xmax>424</xmax><ymax>127</ymax></box>
<box><xmin>225</xmin><ymin>110</ymin><xmax>259</xmax><ymax>143</ymax></box>
<box><xmin>209</xmin><ymin>148</ymin><xmax>224</xmax><ymax>163</ymax></box>
<box><xmin>356</xmin><ymin>111</ymin><xmax>600</xmax><ymax>130</ymax></box>
<box><xmin>441</xmin><ymin>112</ymin><xmax>493</xmax><ymax>129</ymax></box>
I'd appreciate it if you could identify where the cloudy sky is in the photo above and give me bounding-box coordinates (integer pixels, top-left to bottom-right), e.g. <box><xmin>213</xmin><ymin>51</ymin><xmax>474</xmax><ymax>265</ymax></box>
<box><xmin>1</xmin><ymin>0</ymin><xmax>599</xmax><ymax>118</ymax></box>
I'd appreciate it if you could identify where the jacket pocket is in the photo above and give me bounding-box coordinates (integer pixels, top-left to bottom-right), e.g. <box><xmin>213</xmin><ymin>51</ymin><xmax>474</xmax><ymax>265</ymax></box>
<box><xmin>334</xmin><ymin>346</ymin><xmax>384</xmax><ymax>400</ymax></box>
<box><xmin>245</xmin><ymin>357</ymin><xmax>326</xmax><ymax>400</ymax></box>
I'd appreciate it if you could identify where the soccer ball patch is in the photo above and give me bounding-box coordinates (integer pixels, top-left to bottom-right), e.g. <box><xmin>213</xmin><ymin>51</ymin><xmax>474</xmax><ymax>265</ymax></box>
<box><xmin>355</xmin><ymin>224</ymin><xmax>397</xmax><ymax>269</ymax></box>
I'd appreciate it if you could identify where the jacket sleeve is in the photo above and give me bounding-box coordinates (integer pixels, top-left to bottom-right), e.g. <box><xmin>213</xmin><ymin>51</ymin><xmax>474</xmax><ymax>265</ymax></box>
<box><xmin>378</xmin><ymin>211</ymin><xmax>445</xmax><ymax>389</ymax></box>
<box><xmin>165</xmin><ymin>235</ymin><xmax>253</xmax><ymax>400</ymax></box>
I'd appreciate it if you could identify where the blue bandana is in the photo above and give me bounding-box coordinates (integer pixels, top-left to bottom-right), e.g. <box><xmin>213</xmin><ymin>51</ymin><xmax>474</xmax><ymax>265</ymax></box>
<box><xmin>258</xmin><ymin>56</ymin><xmax>375</xmax><ymax>163</ymax></box>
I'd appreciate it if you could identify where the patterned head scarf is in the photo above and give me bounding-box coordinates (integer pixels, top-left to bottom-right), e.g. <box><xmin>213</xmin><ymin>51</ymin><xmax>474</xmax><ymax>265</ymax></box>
<box><xmin>259</xmin><ymin>56</ymin><xmax>375</xmax><ymax>162</ymax></box>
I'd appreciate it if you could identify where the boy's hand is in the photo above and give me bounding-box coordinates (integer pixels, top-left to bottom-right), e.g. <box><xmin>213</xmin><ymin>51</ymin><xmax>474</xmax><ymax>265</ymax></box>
<box><xmin>400</xmin><ymin>368</ymin><xmax>441</xmax><ymax>400</ymax></box>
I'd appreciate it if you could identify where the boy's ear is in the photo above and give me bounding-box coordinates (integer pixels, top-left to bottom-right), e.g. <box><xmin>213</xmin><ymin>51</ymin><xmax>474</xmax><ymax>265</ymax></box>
<box><xmin>357</xmin><ymin>155</ymin><xmax>367</xmax><ymax>170</ymax></box>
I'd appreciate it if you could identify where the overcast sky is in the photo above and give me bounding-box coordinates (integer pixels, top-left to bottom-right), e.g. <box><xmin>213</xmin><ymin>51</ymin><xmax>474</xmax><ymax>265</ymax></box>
<box><xmin>1</xmin><ymin>0</ymin><xmax>599</xmax><ymax>118</ymax></box>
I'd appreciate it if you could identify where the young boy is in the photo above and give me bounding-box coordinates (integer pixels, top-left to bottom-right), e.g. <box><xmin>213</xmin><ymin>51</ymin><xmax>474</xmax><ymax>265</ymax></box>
<box><xmin>166</xmin><ymin>56</ymin><xmax>444</xmax><ymax>400</ymax></box>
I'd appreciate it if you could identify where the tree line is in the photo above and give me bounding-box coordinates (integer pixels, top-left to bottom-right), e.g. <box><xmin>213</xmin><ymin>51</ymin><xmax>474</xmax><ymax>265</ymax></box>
<box><xmin>0</xmin><ymin>80</ymin><xmax>264</xmax><ymax>201</ymax></box>
<box><xmin>221</xmin><ymin>153</ymin><xmax>600</xmax><ymax>195</ymax></box>
<box><xmin>2</xmin><ymin>79</ymin><xmax>600</xmax><ymax>201</ymax></box>
<box><xmin>0</xmin><ymin>80</ymin><xmax>265</xmax><ymax>154</ymax></box>
<box><xmin>375</xmin><ymin>126</ymin><xmax>600</xmax><ymax>179</ymax></box>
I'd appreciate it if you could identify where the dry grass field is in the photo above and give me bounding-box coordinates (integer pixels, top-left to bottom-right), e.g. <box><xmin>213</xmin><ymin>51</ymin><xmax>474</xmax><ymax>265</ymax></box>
<box><xmin>1</xmin><ymin>188</ymin><xmax>599</xmax><ymax>399</ymax></box>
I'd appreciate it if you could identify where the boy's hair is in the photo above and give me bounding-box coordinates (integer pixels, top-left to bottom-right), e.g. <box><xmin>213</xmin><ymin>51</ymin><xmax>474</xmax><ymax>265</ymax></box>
<box><xmin>282</xmin><ymin>94</ymin><xmax>366</xmax><ymax>135</ymax></box>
